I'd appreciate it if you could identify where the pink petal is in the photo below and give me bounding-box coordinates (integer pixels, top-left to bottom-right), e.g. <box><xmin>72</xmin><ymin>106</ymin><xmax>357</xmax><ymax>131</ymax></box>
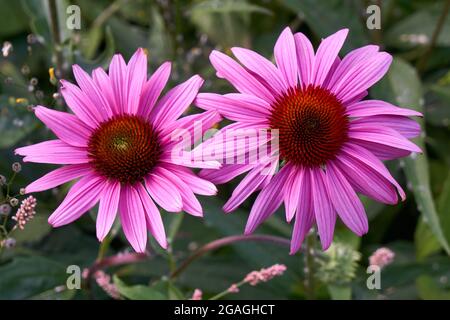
<box><xmin>326</xmin><ymin>45</ymin><xmax>379</xmax><ymax>90</ymax></box>
<box><xmin>199</xmin><ymin>164</ymin><xmax>254</xmax><ymax>185</ymax></box>
<box><xmin>346</xmin><ymin>99</ymin><xmax>423</xmax><ymax>118</ymax></box>
<box><xmin>96</xmin><ymin>180</ymin><xmax>121</xmax><ymax>241</ymax></box>
<box><xmin>351</xmin><ymin>115</ymin><xmax>421</xmax><ymax>138</ymax></box>
<box><xmin>341</xmin><ymin>143</ymin><xmax>406</xmax><ymax>201</ymax></box>
<box><xmin>60</xmin><ymin>80</ymin><xmax>103</xmax><ymax>128</ymax></box>
<box><xmin>284</xmin><ymin>166</ymin><xmax>302</xmax><ymax>222</ymax></box>
<box><xmin>310</xmin><ymin>167</ymin><xmax>336</xmax><ymax>250</ymax></box>
<box><xmin>231</xmin><ymin>46</ymin><xmax>287</xmax><ymax>93</ymax></box>
<box><xmin>72</xmin><ymin>65</ymin><xmax>109</xmax><ymax>121</ymax></box>
<box><xmin>135</xmin><ymin>183</ymin><xmax>168</xmax><ymax>249</ymax></box>
<box><xmin>331</xmin><ymin>52</ymin><xmax>392</xmax><ymax>104</ymax></box>
<box><xmin>15</xmin><ymin>140</ymin><xmax>89</xmax><ymax>164</ymax></box>
<box><xmin>290</xmin><ymin>168</ymin><xmax>314</xmax><ymax>254</ymax></box>
<box><xmin>145</xmin><ymin>171</ymin><xmax>183</xmax><ymax>212</ymax></box>
<box><xmin>294</xmin><ymin>32</ymin><xmax>315</xmax><ymax>87</ymax></box>
<box><xmin>34</xmin><ymin>106</ymin><xmax>92</xmax><ymax>147</ymax></box>
<box><xmin>245</xmin><ymin>163</ymin><xmax>293</xmax><ymax>234</ymax></box>
<box><xmin>138</xmin><ymin>62</ymin><xmax>171</xmax><ymax>119</ymax></box>
<box><xmin>155</xmin><ymin>166</ymin><xmax>203</xmax><ymax>217</ymax></box>
<box><xmin>209</xmin><ymin>50</ymin><xmax>275</xmax><ymax>102</ymax></box>
<box><xmin>349</xmin><ymin>124</ymin><xmax>422</xmax><ymax>154</ymax></box>
<box><xmin>119</xmin><ymin>185</ymin><xmax>148</xmax><ymax>253</ymax></box>
<box><xmin>195</xmin><ymin>92</ymin><xmax>270</xmax><ymax>123</ymax></box>
<box><xmin>150</xmin><ymin>75</ymin><xmax>204</xmax><ymax>130</ymax></box>
<box><xmin>92</xmin><ymin>67</ymin><xmax>117</xmax><ymax>116</ymax></box>
<box><xmin>48</xmin><ymin>173</ymin><xmax>105</xmax><ymax>227</ymax></box>
<box><xmin>334</xmin><ymin>153</ymin><xmax>398</xmax><ymax>204</ymax></box>
<box><xmin>312</xmin><ymin>29</ymin><xmax>348</xmax><ymax>86</ymax></box>
<box><xmin>108</xmin><ymin>54</ymin><xmax>128</xmax><ymax>115</ymax></box>
<box><xmin>326</xmin><ymin>161</ymin><xmax>368</xmax><ymax>236</ymax></box>
<box><xmin>25</xmin><ymin>164</ymin><xmax>91</xmax><ymax>193</ymax></box>
<box><xmin>126</xmin><ymin>48</ymin><xmax>148</xmax><ymax>114</ymax></box>
<box><xmin>161</xmin><ymin>163</ymin><xmax>217</xmax><ymax>196</ymax></box>
<box><xmin>274</xmin><ymin>27</ymin><xmax>298</xmax><ymax>89</ymax></box>
<box><xmin>352</xmin><ymin>140</ymin><xmax>411</xmax><ymax>160</ymax></box>
<box><xmin>224</xmin><ymin>159</ymin><xmax>276</xmax><ymax>213</ymax></box>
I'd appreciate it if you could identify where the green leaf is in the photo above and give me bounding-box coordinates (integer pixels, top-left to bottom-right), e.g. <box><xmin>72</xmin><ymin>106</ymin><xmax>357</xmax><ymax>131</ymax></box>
<box><xmin>0</xmin><ymin>256</ymin><xmax>68</xmax><ymax>299</ymax></box>
<box><xmin>113</xmin><ymin>275</ymin><xmax>166</xmax><ymax>300</ymax></box>
<box><xmin>13</xmin><ymin>214</ymin><xmax>52</xmax><ymax>244</ymax></box>
<box><xmin>371</xmin><ymin>58</ymin><xmax>450</xmax><ymax>256</ymax></box>
<box><xmin>416</xmin><ymin>275</ymin><xmax>450</xmax><ymax>300</ymax></box>
<box><xmin>0</xmin><ymin>0</ymin><xmax>28</xmax><ymax>36</ymax></box>
<box><xmin>327</xmin><ymin>284</ymin><xmax>351</xmax><ymax>300</ymax></box>
<box><xmin>281</xmin><ymin>0</ymin><xmax>368</xmax><ymax>52</ymax></box>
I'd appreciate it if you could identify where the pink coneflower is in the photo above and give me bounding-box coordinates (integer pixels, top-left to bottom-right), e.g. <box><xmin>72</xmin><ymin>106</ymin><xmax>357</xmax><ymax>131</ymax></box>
<box><xmin>197</xmin><ymin>28</ymin><xmax>421</xmax><ymax>253</ymax></box>
<box><xmin>16</xmin><ymin>48</ymin><xmax>220</xmax><ymax>252</ymax></box>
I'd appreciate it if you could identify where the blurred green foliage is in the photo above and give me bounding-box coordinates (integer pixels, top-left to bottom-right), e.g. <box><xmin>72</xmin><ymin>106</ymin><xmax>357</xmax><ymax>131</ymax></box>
<box><xmin>0</xmin><ymin>0</ymin><xmax>449</xmax><ymax>300</ymax></box>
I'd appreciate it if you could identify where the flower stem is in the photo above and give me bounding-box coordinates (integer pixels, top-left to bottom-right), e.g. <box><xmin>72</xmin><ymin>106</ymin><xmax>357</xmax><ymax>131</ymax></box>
<box><xmin>304</xmin><ymin>231</ymin><xmax>316</xmax><ymax>300</ymax></box>
<box><xmin>48</xmin><ymin>0</ymin><xmax>64</xmax><ymax>80</ymax></box>
<box><xmin>209</xmin><ymin>279</ymin><xmax>246</xmax><ymax>301</ymax></box>
<box><xmin>170</xmin><ymin>234</ymin><xmax>290</xmax><ymax>280</ymax></box>
<box><xmin>416</xmin><ymin>0</ymin><xmax>450</xmax><ymax>73</ymax></box>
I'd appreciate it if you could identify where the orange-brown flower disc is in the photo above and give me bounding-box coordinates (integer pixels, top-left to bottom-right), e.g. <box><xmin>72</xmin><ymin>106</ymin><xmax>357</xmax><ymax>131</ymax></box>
<box><xmin>88</xmin><ymin>115</ymin><xmax>162</xmax><ymax>184</ymax></box>
<box><xmin>269</xmin><ymin>86</ymin><xmax>348</xmax><ymax>167</ymax></box>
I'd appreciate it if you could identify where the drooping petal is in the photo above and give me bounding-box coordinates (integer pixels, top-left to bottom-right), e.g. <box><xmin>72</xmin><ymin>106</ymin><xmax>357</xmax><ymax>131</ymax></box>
<box><xmin>138</xmin><ymin>62</ymin><xmax>171</xmax><ymax>119</ymax></box>
<box><xmin>341</xmin><ymin>143</ymin><xmax>406</xmax><ymax>201</ymax></box>
<box><xmin>312</xmin><ymin>29</ymin><xmax>348</xmax><ymax>86</ymax></box>
<box><xmin>326</xmin><ymin>161</ymin><xmax>368</xmax><ymax>236</ymax></box>
<box><xmin>224</xmin><ymin>159</ymin><xmax>275</xmax><ymax>213</ymax></box>
<box><xmin>209</xmin><ymin>50</ymin><xmax>275</xmax><ymax>102</ymax></box>
<box><xmin>136</xmin><ymin>183</ymin><xmax>168</xmax><ymax>249</ymax></box>
<box><xmin>274</xmin><ymin>27</ymin><xmax>298</xmax><ymax>89</ymax></box>
<box><xmin>290</xmin><ymin>168</ymin><xmax>314</xmax><ymax>254</ymax></box>
<box><xmin>126</xmin><ymin>48</ymin><xmax>148</xmax><ymax>114</ymax></box>
<box><xmin>25</xmin><ymin>164</ymin><xmax>92</xmax><ymax>193</ymax></box>
<box><xmin>310</xmin><ymin>167</ymin><xmax>336</xmax><ymax>250</ymax></box>
<box><xmin>155</xmin><ymin>166</ymin><xmax>203</xmax><ymax>217</ymax></box>
<box><xmin>60</xmin><ymin>80</ymin><xmax>103</xmax><ymax>128</ymax></box>
<box><xmin>284</xmin><ymin>166</ymin><xmax>302</xmax><ymax>222</ymax></box>
<box><xmin>96</xmin><ymin>180</ymin><xmax>121</xmax><ymax>241</ymax></box>
<box><xmin>346</xmin><ymin>100</ymin><xmax>423</xmax><ymax>118</ymax></box>
<box><xmin>245</xmin><ymin>163</ymin><xmax>293</xmax><ymax>234</ymax></box>
<box><xmin>48</xmin><ymin>173</ymin><xmax>105</xmax><ymax>227</ymax></box>
<box><xmin>150</xmin><ymin>75</ymin><xmax>204</xmax><ymax>130</ymax></box>
<box><xmin>294</xmin><ymin>32</ymin><xmax>315</xmax><ymax>87</ymax></box>
<box><xmin>15</xmin><ymin>140</ymin><xmax>89</xmax><ymax>164</ymax></box>
<box><xmin>145</xmin><ymin>171</ymin><xmax>183</xmax><ymax>212</ymax></box>
<box><xmin>34</xmin><ymin>106</ymin><xmax>92</xmax><ymax>147</ymax></box>
<box><xmin>119</xmin><ymin>185</ymin><xmax>148</xmax><ymax>253</ymax></box>
<box><xmin>199</xmin><ymin>164</ymin><xmax>254</xmax><ymax>185</ymax></box>
<box><xmin>231</xmin><ymin>47</ymin><xmax>286</xmax><ymax>94</ymax></box>
<box><xmin>161</xmin><ymin>163</ymin><xmax>217</xmax><ymax>196</ymax></box>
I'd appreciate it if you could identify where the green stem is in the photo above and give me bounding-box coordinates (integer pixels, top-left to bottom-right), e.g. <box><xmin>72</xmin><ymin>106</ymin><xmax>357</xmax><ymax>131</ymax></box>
<box><xmin>48</xmin><ymin>0</ymin><xmax>64</xmax><ymax>79</ymax></box>
<box><xmin>167</xmin><ymin>214</ymin><xmax>184</xmax><ymax>273</ymax></box>
<box><xmin>304</xmin><ymin>231</ymin><xmax>316</xmax><ymax>300</ymax></box>
<box><xmin>209</xmin><ymin>279</ymin><xmax>246</xmax><ymax>301</ymax></box>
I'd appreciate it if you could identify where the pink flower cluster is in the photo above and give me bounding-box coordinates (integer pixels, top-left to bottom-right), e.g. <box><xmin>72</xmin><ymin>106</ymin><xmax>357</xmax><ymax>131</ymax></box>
<box><xmin>94</xmin><ymin>270</ymin><xmax>121</xmax><ymax>300</ymax></box>
<box><xmin>244</xmin><ymin>264</ymin><xmax>287</xmax><ymax>286</ymax></box>
<box><xmin>12</xmin><ymin>196</ymin><xmax>36</xmax><ymax>230</ymax></box>
<box><xmin>190</xmin><ymin>288</ymin><xmax>203</xmax><ymax>300</ymax></box>
<box><xmin>369</xmin><ymin>247</ymin><xmax>395</xmax><ymax>268</ymax></box>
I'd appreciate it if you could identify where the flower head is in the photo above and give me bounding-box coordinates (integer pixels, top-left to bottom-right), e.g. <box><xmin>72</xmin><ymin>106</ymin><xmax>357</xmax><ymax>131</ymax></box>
<box><xmin>369</xmin><ymin>247</ymin><xmax>395</xmax><ymax>268</ymax></box>
<box><xmin>197</xmin><ymin>28</ymin><xmax>422</xmax><ymax>253</ymax></box>
<box><xmin>244</xmin><ymin>264</ymin><xmax>287</xmax><ymax>286</ymax></box>
<box><xmin>16</xmin><ymin>48</ymin><xmax>220</xmax><ymax>252</ymax></box>
<box><xmin>12</xmin><ymin>195</ymin><xmax>37</xmax><ymax>230</ymax></box>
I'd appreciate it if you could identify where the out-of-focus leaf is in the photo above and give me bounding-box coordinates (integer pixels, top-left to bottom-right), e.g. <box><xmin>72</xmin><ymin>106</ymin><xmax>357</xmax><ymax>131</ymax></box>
<box><xmin>281</xmin><ymin>0</ymin><xmax>368</xmax><ymax>52</ymax></box>
<box><xmin>328</xmin><ymin>284</ymin><xmax>351</xmax><ymax>300</ymax></box>
<box><xmin>386</xmin><ymin>2</ymin><xmax>450</xmax><ymax>49</ymax></box>
<box><xmin>152</xmin><ymin>279</ymin><xmax>185</xmax><ymax>300</ymax></box>
<box><xmin>189</xmin><ymin>0</ymin><xmax>268</xmax><ymax>48</ymax></box>
<box><xmin>29</xmin><ymin>286</ymin><xmax>75</xmax><ymax>300</ymax></box>
<box><xmin>371</xmin><ymin>57</ymin><xmax>450</xmax><ymax>256</ymax></box>
<box><xmin>416</xmin><ymin>170</ymin><xmax>450</xmax><ymax>259</ymax></box>
<box><xmin>113</xmin><ymin>275</ymin><xmax>166</xmax><ymax>300</ymax></box>
<box><xmin>14</xmin><ymin>214</ymin><xmax>51</xmax><ymax>244</ymax></box>
<box><xmin>426</xmin><ymin>85</ymin><xmax>450</xmax><ymax>128</ymax></box>
<box><xmin>416</xmin><ymin>275</ymin><xmax>450</xmax><ymax>300</ymax></box>
<box><xmin>0</xmin><ymin>256</ymin><xmax>68</xmax><ymax>299</ymax></box>
<box><xmin>74</xmin><ymin>26</ymin><xmax>115</xmax><ymax>71</ymax></box>
<box><xmin>0</xmin><ymin>0</ymin><xmax>28</xmax><ymax>36</ymax></box>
